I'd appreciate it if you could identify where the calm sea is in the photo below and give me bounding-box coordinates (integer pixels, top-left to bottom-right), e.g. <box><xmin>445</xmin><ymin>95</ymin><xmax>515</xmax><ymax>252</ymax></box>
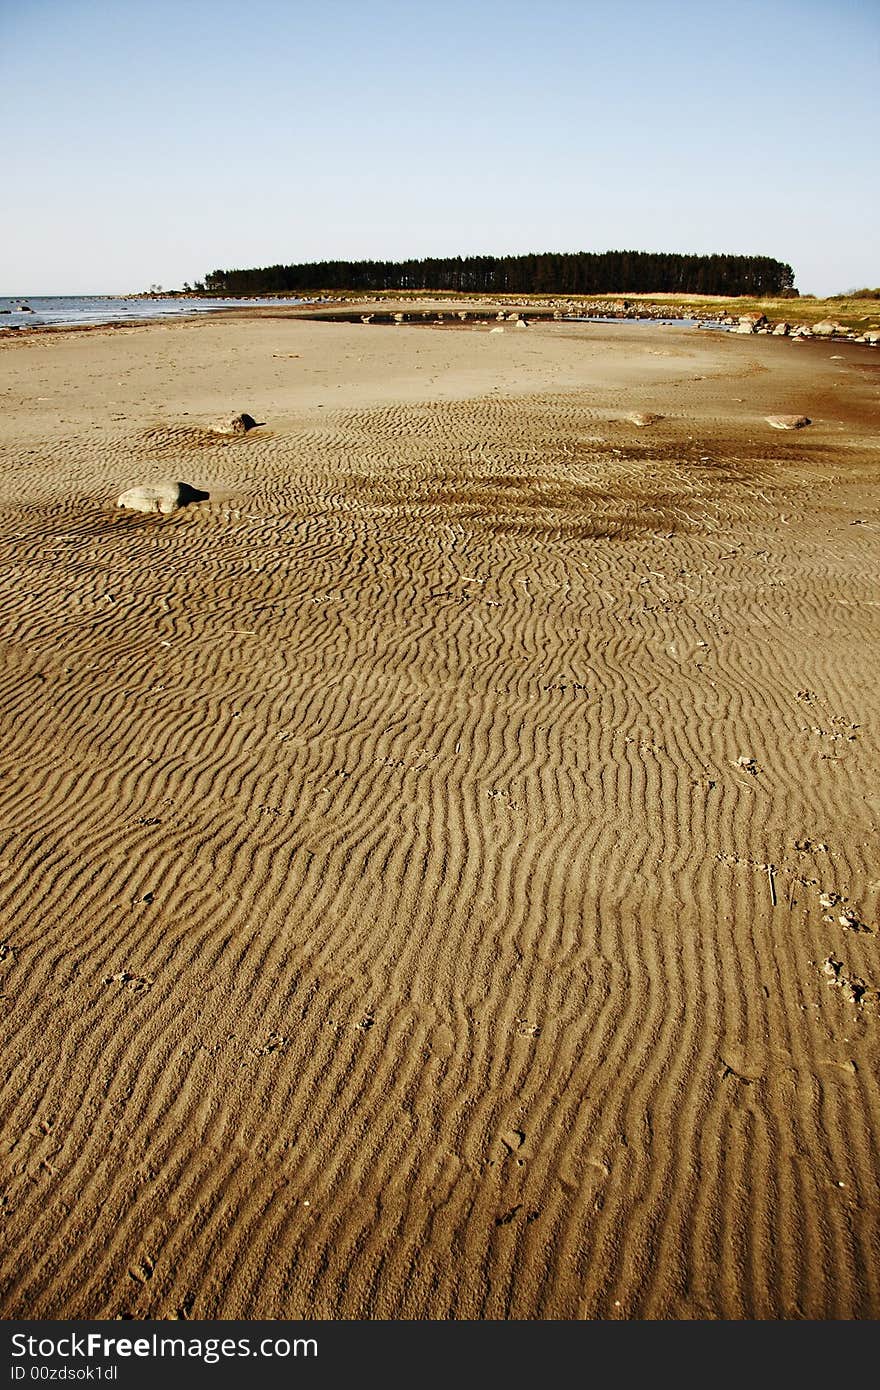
<box><xmin>0</xmin><ymin>295</ymin><xmax>307</xmax><ymax>331</ymax></box>
<box><xmin>0</xmin><ymin>298</ymin><xmax>734</xmax><ymax>335</ymax></box>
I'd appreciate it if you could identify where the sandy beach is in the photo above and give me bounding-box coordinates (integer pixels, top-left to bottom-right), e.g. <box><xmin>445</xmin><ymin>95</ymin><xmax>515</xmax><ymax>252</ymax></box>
<box><xmin>0</xmin><ymin>308</ymin><xmax>878</xmax><ymax>1319</ymax></box>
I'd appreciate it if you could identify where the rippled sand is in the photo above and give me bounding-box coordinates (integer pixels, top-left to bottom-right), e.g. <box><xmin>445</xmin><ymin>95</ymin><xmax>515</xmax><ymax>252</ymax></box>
<box><xmin>1</xmin><ymin>311</ymin><xmax>878</xmax><ymax>1318</ymax></box>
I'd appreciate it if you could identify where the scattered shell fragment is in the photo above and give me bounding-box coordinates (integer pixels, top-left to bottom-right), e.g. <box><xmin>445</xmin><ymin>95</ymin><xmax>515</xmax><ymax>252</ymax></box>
<box><xmin>820</xmin><ymin>957</ymin><xmax>871</xmax><ymax>1007</ymax></box>
<box><xmin>839</xmin><ymin>907</ymin><xmax>871</xmax><ymax>933</ymax></box>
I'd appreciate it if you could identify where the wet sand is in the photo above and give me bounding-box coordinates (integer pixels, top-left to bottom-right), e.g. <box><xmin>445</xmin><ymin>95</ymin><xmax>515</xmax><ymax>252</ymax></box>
<box><xmin>0</xmin><ymin>311</ymin><xmax>878</xmax><ymax>1318</ymax></box>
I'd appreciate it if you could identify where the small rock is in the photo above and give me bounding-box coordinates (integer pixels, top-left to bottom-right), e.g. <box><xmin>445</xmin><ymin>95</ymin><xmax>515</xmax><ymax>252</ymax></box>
<box><xmin>765</xmin><ymin>414</ymin><xmax>811</xmax><ymax>430</ymax></box>
<box><xmin>215</xmin><ymin>412</ymin><xmax>258</xmax><ymax>435</ymax></box>
<box><xmin>627</xmin><ymin>411</ymin><xmax>662</xmax><ymax>426</ymax></box>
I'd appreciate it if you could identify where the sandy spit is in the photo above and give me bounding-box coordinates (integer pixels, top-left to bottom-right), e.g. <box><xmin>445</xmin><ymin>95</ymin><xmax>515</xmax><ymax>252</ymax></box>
<box><xmin>0</xmin><ymin>312</ymin><xmax>878</xmax><ymax>1318</ymax></box>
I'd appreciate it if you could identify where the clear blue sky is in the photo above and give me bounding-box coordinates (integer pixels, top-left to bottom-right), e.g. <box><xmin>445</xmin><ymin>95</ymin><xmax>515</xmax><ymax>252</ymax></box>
<box><xmin>1</xmin><ymin>0</ymin><xmax>877</xmax><ymax>295</ymax></box>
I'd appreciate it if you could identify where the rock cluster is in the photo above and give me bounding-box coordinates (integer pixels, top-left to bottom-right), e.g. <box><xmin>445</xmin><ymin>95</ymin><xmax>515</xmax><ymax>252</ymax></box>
<box><xmin>716</xmin><ymin>312</ymin><xmax>877</xmax><ymax>345</ymax></box>
<box><xmin>547</xmin><ymin>300</ymin><xmax>878</xmax><ymax>346</ymax></box>
<box><xmin>306</xmin><ymin>291</ymin><xmax>880</xmax><ymax>346</ymax></box>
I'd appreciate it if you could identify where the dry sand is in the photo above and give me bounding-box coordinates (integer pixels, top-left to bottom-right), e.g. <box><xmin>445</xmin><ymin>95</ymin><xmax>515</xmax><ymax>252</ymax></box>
<box><xmin>0</xmin><ymin>311</ymin><xmax>878</xmax><ymax>1319</ymax></box>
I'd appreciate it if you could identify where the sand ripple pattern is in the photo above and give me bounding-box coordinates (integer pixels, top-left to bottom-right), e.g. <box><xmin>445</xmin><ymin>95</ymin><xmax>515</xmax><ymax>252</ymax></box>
<box><xmin>0</xmin><ymin>367</ymin><xmax>879</xmax><ymax>1318</ymax></box>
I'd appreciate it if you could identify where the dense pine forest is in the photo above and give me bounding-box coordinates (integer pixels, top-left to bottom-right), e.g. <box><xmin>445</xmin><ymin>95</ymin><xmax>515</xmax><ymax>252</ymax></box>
<box><xmin>200</xmin><ymin>251</ymin><xmax>796</xmax><ymax>297</ymax></box>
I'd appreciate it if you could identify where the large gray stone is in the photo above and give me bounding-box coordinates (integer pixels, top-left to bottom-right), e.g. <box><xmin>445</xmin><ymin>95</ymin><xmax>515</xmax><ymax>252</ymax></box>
<box><xmin>117</xmin><ymin>481</ymin><xmax>209</xmax><ymax>515</ymax></box>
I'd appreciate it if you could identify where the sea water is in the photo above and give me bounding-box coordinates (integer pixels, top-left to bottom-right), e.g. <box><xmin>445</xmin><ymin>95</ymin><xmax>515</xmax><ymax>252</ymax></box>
<box><xmin>0</xmin><ymin>300</ymin><xmax>734</xmax><ymax>333</ymax></box>
<box><xmin>567</xmin><ymin>315</ymin><xmax>732</xmax><ymax>330</ymax></box>
<box><xmin>0</xmin><ymin>296</ymin><xmax>307</xmax><ymax>331</ymax></box>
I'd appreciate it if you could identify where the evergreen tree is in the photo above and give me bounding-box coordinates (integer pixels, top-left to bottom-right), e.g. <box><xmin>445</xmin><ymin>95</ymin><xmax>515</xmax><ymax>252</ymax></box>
<box><xmin>202</xmin><ymin>251</ymin><xmax>796</xmax><ymax>298</ymax></box>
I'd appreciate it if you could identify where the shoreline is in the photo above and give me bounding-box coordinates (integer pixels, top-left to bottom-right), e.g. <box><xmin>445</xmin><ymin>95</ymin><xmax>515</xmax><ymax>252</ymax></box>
<box><xmin>3</xmin><ymin>291</ymin><xmax>879</xmax><ymax>344</ymax></box>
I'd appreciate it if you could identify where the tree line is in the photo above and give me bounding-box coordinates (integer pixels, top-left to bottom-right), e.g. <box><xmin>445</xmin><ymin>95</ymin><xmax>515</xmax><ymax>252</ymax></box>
<box><xmin>201</xmin><ymin>250</ymin><xmax>796</xmax><ymax>298</ymax></box>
